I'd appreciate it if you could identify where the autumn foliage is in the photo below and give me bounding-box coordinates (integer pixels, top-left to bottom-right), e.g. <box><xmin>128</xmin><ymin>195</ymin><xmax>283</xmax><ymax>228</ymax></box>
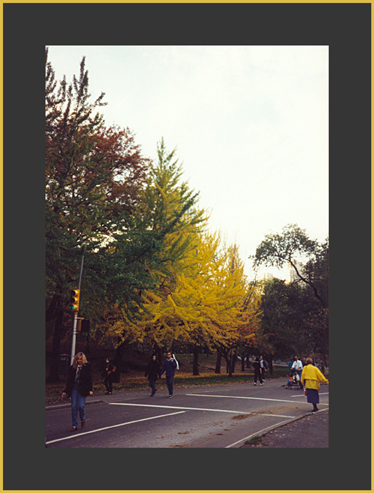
<box><xmin>45</xmin><ymin>51</ymin><xmax>265</xmax><ymax>379</ymax></box>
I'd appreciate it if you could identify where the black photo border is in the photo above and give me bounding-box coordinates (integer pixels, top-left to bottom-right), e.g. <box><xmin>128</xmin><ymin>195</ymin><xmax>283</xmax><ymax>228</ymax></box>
<box><xmin>2</xmin><ymin>1</ymin><xmax>371</xmax><ymax>491</ymax></box>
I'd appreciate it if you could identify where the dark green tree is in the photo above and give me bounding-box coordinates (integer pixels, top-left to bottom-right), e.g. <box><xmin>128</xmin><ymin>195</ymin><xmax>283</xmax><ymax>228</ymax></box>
<box><xmin>252</xmin><ymin>224</ymin><xmax>329</xmax><ymax>363</ymax></box>
<box><xmin>259</xmin><ymin>279</ymin><xmax>308</xmax><ymax>360</ymax></box>
<box><xmin>107</xmin><ymin>139</ymin><xmax>207</xmax><ymax>368</ymax></box>
<box><xmin>45</xmin><ymin>51</ymin><xmax>163</xmax><ymax>381</ymax></box>
<box><xmin>252</xmin><ymin>224</ymin><xmax>328</xmax><ymax>309</ymax></box>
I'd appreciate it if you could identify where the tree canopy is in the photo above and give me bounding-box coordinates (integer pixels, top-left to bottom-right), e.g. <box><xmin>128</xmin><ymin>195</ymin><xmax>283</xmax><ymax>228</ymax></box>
<box><xmin>252</xmin><ymin>224</ymin><xmax>328</xmax><ymax>309</ymax></box>
<box><xmin>45</xmin><ymin>52</ymin><xmax>206</xmax><ymax>379</ymax></box>
<box><xmin>47</xmin><ymin>52</ymin><xmax>319</xmax><ymax>381</ymax></box>
<box><xmin>252</xmin><ymin>225</ymin><xmax>329</xmax><ymax>362</ymax></box>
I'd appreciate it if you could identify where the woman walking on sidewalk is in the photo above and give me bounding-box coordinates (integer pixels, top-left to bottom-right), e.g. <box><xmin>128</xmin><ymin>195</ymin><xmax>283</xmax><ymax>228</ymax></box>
<box><xmin>62</xmin><ymin>352</ymin><xmax>93</xmax><ymax>431</ymax></box>
<box><xmin>301</xmin><ymin>357</ymin><xmax>329</xmax><ymax>412</ymax></box>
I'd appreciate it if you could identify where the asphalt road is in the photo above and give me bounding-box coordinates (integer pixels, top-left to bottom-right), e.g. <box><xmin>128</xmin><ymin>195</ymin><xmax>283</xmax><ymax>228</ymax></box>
<box><xmin>241</xmin><ymin>410</ymin><xmax>329</xmax><ymax>448</ymax></box>
<box><xmin>45</xmin><ymin>378</ymin><xmax>329</xmax><ymax>448</ymax></box>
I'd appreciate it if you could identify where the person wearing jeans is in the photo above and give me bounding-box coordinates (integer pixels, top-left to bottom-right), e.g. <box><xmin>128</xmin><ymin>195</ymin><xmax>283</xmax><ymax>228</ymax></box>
<box><xmin>160</xmin><ymin>352</ymin><xmax>177</xmax><ymax>398</ymax></box>
<box><xmin>62</xmin><ymin>352</ymin><xmax>93</xmax><ymax>431</ymax></box>
<box><xmin>71</xmin><ymin>387</ymin><xmax>87</xmax><ymax>428</ymax></box>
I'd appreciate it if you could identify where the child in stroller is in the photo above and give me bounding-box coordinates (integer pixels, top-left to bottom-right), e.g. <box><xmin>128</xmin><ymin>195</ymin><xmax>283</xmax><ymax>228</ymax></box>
<box><xmin>286</xmin><ymin>368</ymin><xmax>303</xmax><ymax>389</ymax></box>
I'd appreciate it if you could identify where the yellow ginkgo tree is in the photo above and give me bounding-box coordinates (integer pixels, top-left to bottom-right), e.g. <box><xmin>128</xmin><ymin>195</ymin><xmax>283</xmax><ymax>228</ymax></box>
<box><xmin>99</xmin><ymin>140</ymin><xmax>261</xmax><ymax>376</ymax></box>
<box><xmin>135</xmin><ymin>231</ymin><xmax>256</xmax><ymax>374</ymax></box>
<box><xmin>98</xmin><ymin>139</ymin><xmax>206</xmax><ymax>360</ymax></box>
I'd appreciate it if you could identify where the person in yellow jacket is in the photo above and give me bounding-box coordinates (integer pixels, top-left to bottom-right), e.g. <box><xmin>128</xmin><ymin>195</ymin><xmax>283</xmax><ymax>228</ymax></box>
<box><xmin>301</xmin><ymin>357</ymin><xmax>329</xmax><ymax>412</ymax></box>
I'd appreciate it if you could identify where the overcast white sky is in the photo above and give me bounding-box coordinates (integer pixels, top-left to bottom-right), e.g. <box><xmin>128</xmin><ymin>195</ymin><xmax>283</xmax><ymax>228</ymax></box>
<box><xmin>47</xmin><ymin>45</ymin><xmax>329</xmax><ymax>281</ymax></box>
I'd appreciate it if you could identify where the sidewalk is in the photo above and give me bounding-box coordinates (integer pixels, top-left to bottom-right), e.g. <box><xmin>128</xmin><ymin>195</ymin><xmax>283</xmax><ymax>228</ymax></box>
<box><xmin>241</xmin><ymin>409</ymin><xmax>329</xmax><ymax>448</ymax></box>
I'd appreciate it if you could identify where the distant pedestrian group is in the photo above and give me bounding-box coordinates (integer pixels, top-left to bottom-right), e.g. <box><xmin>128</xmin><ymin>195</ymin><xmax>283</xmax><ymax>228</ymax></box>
<box><xmin>145</xmin><ymin>351</ymin><xmax>179</xmax><ymax>398</ymax></box>
<box><xmin>59</xmin><ymin>351</ymin><xmax>328</xmax><ymax>436</ymax></box>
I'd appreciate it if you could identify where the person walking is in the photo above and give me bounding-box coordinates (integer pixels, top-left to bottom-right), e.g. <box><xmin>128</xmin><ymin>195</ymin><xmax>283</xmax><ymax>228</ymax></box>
<box><xmin>291</xmin><ymin>355</ymin><xmax>303</xmax><ymax>384</ymax></box>
<box><xmin>301</xmin><ymin>357</ymin><xmax>329</xmax><ymax>412</ymax></box>
<box><xmin>103</xmin><ymin>358</ymin><xmax>116</xmax><ymax>395</ymax></box>
<box><xmin>160</xmin><ymin>351</ymin><xmax>177</xmax><ymax>398</ymax></box>
<box><xmin>145</xmin><ymin>354</ymin><xmax>161</xmax><ymax>397</ymax></box>
<box><xmin>253</xmin><ymin>357</ymin><xmax>263</xmax><ymax>386</ymax></box>
<box><xmin>259</xmin><ymin>355</ymin><xmax>267</xmax><ymax>382</ymax></box>
<box><xmin>61</xmin><ymin>352</ymin><xmax>93</xmax><ymax>431</ymax></box>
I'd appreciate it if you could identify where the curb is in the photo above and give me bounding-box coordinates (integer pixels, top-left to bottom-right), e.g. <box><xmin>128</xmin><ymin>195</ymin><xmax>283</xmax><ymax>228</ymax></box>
<box><xmin>235</xmin><ymin>407</ymin><xmax>329</xmax><ymax>448</ymax></box>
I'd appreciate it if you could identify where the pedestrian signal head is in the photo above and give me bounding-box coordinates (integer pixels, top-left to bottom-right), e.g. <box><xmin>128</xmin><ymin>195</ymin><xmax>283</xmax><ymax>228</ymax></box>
<box><xmin>69</xmin><ymin>289</ymin><xmax>80</xmax><ymax>312</ymax></box>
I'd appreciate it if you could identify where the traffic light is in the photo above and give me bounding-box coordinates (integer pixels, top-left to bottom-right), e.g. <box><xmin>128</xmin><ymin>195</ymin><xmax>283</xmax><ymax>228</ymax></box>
<box><xmin>69</xmin><ymin>289</ymin><xmax>80</xmax><ymax>312</ymax></box>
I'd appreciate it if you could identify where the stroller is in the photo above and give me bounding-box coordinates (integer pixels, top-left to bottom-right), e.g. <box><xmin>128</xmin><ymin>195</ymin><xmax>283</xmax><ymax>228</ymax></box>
<box><xmin>286</xmin><ymin>368</ymin><xmax>303</xmax><ymax>390</ymax></box>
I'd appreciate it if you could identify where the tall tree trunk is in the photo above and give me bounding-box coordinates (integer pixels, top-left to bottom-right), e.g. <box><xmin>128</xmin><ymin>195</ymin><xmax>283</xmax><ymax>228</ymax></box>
<box><xmin>46</xmin><ymin>307</ymin><xmax>64</xmax><ymax>383</ymax></box>
<box><xmin>268</xmin><ymin>355</ymin><xmax>273</xmax><ymax>376</ymax></box>
<box><xmin>231</xmin><ymin>349</ymin><xmax>237</xmax><ymax>374</ymax></box>
<box><xmin>225</xmin><ymin>350</ymin><xmax>233</xmax><ymax>377</ymax></box>
<box><xmin>227</xmin><ymin>354</ymin><xmax>233</xmax><ymax>377</ymax></box>
<box><xmin>193</xmin><ymin>345</ymin><xmax>199</xmax><ymax>375</ymax></box>
<box><xmin>46</xmin><ymin>294</ymin><xmax>59</xmax><ymax>333</ymax></box>
<box><xmin>84</xmin><ymin>332</ymin><xmax>91</xmax><ymax>356</ymax></box>
<box><xmin>241</xmin><ymin>355</ymin><xmax>245</xmax><ymax>372</ymax></box>
<box><xmin>215</xmin><ymin>350</ymin><xmax>221</xmax><ymax>374</ymax></box>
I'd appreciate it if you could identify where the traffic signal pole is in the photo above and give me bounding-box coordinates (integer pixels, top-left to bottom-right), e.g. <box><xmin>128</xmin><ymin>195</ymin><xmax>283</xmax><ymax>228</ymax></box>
<box><xmin>70</xmin><ymin>253</ymin><xmax>85</xmax><ymax>364</ymax></box>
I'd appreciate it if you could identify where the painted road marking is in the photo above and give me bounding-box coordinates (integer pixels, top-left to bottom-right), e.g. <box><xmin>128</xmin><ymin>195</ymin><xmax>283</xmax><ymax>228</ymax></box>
<box><xmin>185</xmin><ymin>393</ymin><xmax>329</xmax><ymax>406</ymax></box>
<box><xmin>46</xmin><ymin>410</ymin><xmax>186</xmax><ymax>445</ymax></box>
<box><xmin>109</xmin><ymin>402</ymin><xmax>294</xmax><ymax>419</ymax></box>
<box><xmin>291</xmin><ymin>392</ymin><xmax>329</xmax><ymax>398</ymax></box>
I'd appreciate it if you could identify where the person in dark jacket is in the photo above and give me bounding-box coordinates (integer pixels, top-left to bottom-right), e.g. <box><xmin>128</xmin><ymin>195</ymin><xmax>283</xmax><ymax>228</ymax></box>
<box><xmin>160</xmin><ymin>352</ymin><xmax>177</xmax><ymax>398</ymax></box>
<box><xmin>145</xmin><ymin>354</ymin><xmax>161</xmax><ymax>397</ymax></box>
<box><xmin>103</xmin><ymin>358</ymin><xmax>116</xmax><ymax>395</ymax></box>
<box><xmin>253</xmin><ymin>357</ymin><xmax>263</xmax><ymax>386</ymax></box>
<box><xmin>62</xmin><ymin>352</ymin><xmax>93</xmax><ymax>431</ymax></box>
